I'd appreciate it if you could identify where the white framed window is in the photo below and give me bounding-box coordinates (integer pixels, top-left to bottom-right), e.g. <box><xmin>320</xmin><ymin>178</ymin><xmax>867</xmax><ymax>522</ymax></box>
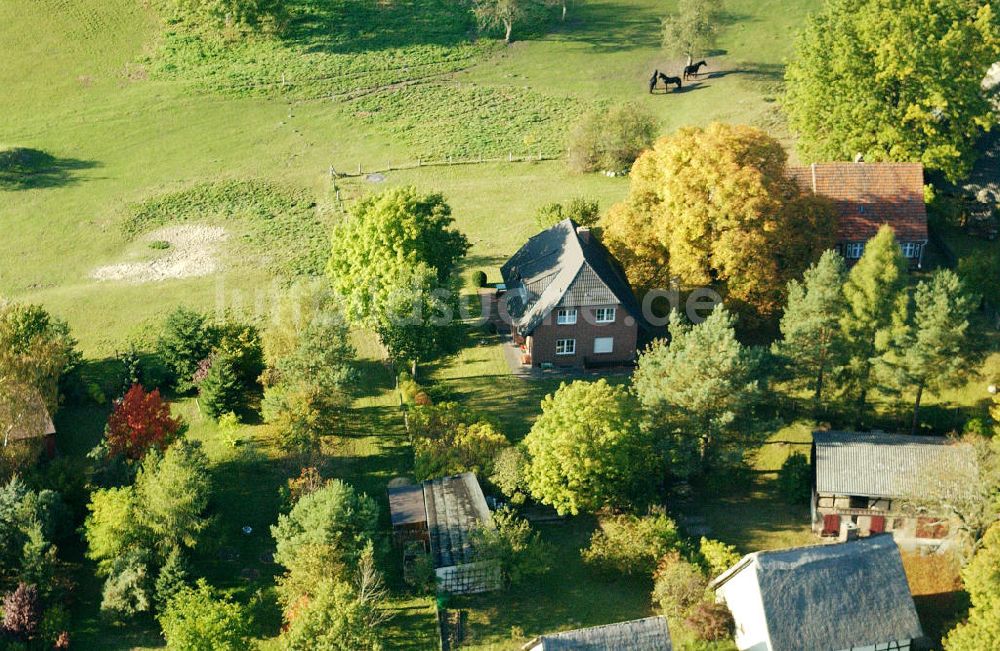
<box><xmin>555</xmin><ymin>339</ymin><xmax>576</xmax><ymax>355</ymax></box>
<box><xmin>556</xmin><ymin>308</ymin><xmax>578</xmax><ymax>325</ymax></box>
<box><xmin>593</xmin><ymin>337</ymin><xmax>614</xmax><ymax>354</ymax></box>
<box><xmin>845</xmin><ymin>242</ymin><xmax>865</xmax><ymax>259</ymax></box>
<box><xmin>900</xmin><ymin>242</ymin><xmax>920</xmax><ymax>258</ymax></box>
<box><xmin>594</xmin><ymin>307</ymin><xmax>616</xmax><ymax>323</ymax></box>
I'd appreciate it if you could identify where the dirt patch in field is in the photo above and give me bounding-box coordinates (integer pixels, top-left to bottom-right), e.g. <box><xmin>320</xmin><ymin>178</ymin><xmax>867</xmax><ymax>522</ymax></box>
<box><xmin>91</xmin><ymin>225</ymin><xmax>228</xmax><ymax>283</ymax></box>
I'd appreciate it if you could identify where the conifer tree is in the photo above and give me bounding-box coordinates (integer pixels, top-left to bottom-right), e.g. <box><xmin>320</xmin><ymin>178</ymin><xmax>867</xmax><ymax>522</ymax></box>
<box><xmin>633</xmin><ymin>308</ymin><xmax>762</xmax><ymax>476</ymax></box>
<box><xmin>878</xmin><ymin>269</ymin><xmax>977</xmax><ymax>434</ymax></box>
<box><xmin>839</xmin><ymin>225</ymin><xmax>908</xmax><ymax>416</ymax></box>
<box><xmin>773</xmin><ymin>250</ymin><xmax>848</xmax><ymax>405</ymax></box>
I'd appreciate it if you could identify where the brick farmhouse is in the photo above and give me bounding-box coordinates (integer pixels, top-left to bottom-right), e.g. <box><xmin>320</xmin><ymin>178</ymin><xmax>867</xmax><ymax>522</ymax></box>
<box><xmin>787</xmin><ymin>162</ymin><xmax>929</xmax><ymax>267</ymax></box>
<box><xmin>498</xmin><ymin>218</ymin><xmax>649</xmax><ymax>369</ymax></box>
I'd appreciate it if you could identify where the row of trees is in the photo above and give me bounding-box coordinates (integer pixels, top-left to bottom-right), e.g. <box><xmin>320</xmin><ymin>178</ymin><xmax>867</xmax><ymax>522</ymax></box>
<box><xmin>164</xmin><ymin>0</ymin><xmax>580</xmax><ymax>43</ymax></box>
<box><xmin>775</xmin><ymin>226</ymin><xmax>977</xmax><ymax>431</ymax></box>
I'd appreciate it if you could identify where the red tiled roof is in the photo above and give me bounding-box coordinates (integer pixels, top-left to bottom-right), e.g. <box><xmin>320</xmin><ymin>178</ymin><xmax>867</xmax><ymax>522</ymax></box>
<box><xmin>787</xmin><ymin>162</ymin><xmax>928</xmax><ymax>243</ymax></box>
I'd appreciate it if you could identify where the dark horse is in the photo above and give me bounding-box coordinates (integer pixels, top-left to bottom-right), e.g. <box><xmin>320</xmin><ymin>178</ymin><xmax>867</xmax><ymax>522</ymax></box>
<box><xmin>658</xmin><ymin>72</ymin><xmax>682</xmax><ymax>90</ymax></box>
<box><xmin>683</xmin><ymin>60</ymin><xmax>707</xmax><ymax>80</ymax></box>
<box><xmin>648</xmin><ymin>69</ymin><xmax>660</xmax><ymax>93</ymax></box>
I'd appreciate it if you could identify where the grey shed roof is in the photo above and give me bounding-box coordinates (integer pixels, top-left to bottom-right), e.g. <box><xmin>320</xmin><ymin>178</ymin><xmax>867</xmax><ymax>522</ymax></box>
<box><xmin>423</xmin><ymin>472</ymin><xmax>494</xmax><ymax>569</ymax></box>
<box><xmin>499</xmin><ymin>219</ymin><xmax>648</xmax><ymax>334</ymax></box>
<box><xmin>711</xmin><ymin>536</ymin><xmax>923</xmax><ymax>651</ymax></box>
<box><xmin>526</xmin><ymin>616</ymin><xmax>672</xmax><ymax>651</ymax></box>
<box><xmin>387</xmin><ymin>484</ymin><xmax>427</xmax><ymax>527</ymax></box>
<box><xmin>813</xmin><ymin>430</ymin><xmax>975</xmax><ymax>498</ymax></box>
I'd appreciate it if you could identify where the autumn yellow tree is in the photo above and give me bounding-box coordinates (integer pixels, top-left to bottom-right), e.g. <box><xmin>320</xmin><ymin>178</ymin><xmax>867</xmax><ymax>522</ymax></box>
<box><xmin>600</xmin><ymin>123</ymin><xmax>837</xmax><ymax>324</ymax></box>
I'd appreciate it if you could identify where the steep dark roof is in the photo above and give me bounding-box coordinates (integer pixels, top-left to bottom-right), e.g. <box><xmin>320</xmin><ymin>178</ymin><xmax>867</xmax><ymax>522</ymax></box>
<box><xmin>813</xmin><ymin>430</ymin><xmax>975</xmax><ymax>498</ymax></box>
<box><xmin>500</xmin><ymin>219</ymin><xmax>647</xmax><ymax>334</ymax></box>
<box><xmin>787</xmin><ymin>162</ymin><xmax>928</xmax><ymax>243</ymax></box>
<box><xmin>422</xmin><ymin>473</ymin><xmax>493</xmax><ymax>569</ymax></box>
<box><xmin>526</xmin><ymin>616</ymin><xmax>672</xmax><ymax>651</ymax></box>
<box><xmin>711</xmin><ymin>536</ymin><xmax>923</xmax><ymax>651</ymax></box>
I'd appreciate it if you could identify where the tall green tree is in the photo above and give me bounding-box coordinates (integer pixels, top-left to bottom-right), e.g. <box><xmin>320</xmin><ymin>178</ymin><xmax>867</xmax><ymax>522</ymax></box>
<box><xmin>633</xmin><ymin>308</ymin><xmax>762</xmax><ymax>477</ymax></box>
<box><xmin>271</xmin><ymin>480</ymin><xmax>379</xmax><ymax>608</ymax></box>
<box><xmin>523</xmin><ymin>380</ymin><xmax>657</xmax><ymax>515</ymax></box>
<box><xmin>661</xmin><ymin>0</ymin><xmax>724</xmax><ymax>62</ymax></box>
<box><xmin>878</xmin><ymin>269</ymin><xmax>977</xmax><ymax>434</ymax></box>
<box><xmin>785</xmin><ymin>0</ymin><xmax>1000</xmax><ymax>182</ymax></box>
<box><xmin>326</xmin><ymin>186</ymin><xmax>469</xmax><ymax>366</ymax></box>
<box><xmin>773</xmin><ymin>250</ymin><xmax>848</xmax><ymax>405</ymax></box>
<box><xmin>944</xmin><ymin>522</ymin><xmax>1000</xmax><ymax>651</ymax></box>
<box><xmin>839</xmin><ymin>225</ymin><xmax>908</xmax><ymax>415</ymax></box>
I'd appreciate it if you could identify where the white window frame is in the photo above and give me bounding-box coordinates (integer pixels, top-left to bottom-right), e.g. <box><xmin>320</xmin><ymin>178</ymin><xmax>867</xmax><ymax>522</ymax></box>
<box><xmin>556</xmin><ymin>308</ymin><xmax>577</xmax><ymax>325</ymax></box>
<box><xmin>593</xmin><ymin>337</ymin><xmax>614</xmax><ymax>354</ymax></box>
<box><xmin>594</xmin><ymin>307</ymin><xmax>616</xmax><ymax>324</ymax></box>
<box><xmin>901</xmin><ymin>242</ymin><xmax>919</xmax><ymax>258</ymax></box>
<box><xmin>845</xmin><ymin>242</ymin><xmax>865</xmax><ymax>259</ymax></box>
<box><xmin>555</xmin><ymin>338</ymin><xmax>576</xmax><ymax>355</ymax></box>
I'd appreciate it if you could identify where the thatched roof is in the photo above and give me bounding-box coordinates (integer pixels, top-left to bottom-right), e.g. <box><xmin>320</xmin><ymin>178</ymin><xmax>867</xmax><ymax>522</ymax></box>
<box><xmin>524</xmin><ymin>616</ymin><xmax>672</xmax><ymax>651</ymax></box>
<box><xmin>813</xmin><ymin>430</ymin><xmax>975</xmax><ymax>498</ymax></box>
<box><xmin>4</xmin><ymin>395</ymin><xmax>55</xmax><ymax>444</ymax></box>
<box><xmin>711</xmin><ymin>536</ymin><xmax>923</xmax><ymax>651</ymax></box>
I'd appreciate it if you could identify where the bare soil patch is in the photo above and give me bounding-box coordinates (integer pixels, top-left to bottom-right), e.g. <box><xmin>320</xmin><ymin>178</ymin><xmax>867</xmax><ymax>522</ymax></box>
<box><xmin>91</xmin><ymin>224</ymin><xmax>227</xmax><ymax>283</ymax></box>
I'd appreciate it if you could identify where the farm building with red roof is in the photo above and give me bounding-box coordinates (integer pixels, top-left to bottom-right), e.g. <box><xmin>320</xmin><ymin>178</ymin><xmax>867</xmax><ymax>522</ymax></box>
<box><xmin>788</xmin><ymin>162</ymin><xmax>929</xmax><ymax>267</ymax></box>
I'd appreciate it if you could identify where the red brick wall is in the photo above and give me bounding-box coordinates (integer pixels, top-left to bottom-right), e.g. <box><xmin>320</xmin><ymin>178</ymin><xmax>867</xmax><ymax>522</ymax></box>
<box><xmin>528</xmin><ymin>304</ymin><xmax>638</xmax><ymax>368</ymax></box>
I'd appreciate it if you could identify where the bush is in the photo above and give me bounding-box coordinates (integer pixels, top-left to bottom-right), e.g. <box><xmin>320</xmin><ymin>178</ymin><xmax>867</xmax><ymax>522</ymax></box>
<box><xmin>470</xmin><ymin>507</ymin><xmax>551</xmax><ymax>588</ymax></box>
<box><xmin>777</xmin><ymin>453</ymin><xmax>812</xmax><ymax>504</ymax></box>
<box><xmin>582</xmin><ymin>513</ymin><xmax>684</xmax><ymax>576</ymax></box>
<box><xmin>567</xmin><ymin>103</ymin><xmax>657</xmax><ymax>173</ymax></box>
<box><xmin>2</xmin><ymin>583</ymin><xmax>40</xmax><ymax>639</ymax></box>
<box><xmin>684</xmin><ymin>599</ymin><xmax>734</xmax><ymax>642</ymax></box>
<box><xmin>698</xmin><ymin>537</ymin><xmax>741</xmax><ymax>578</ymax></box>
<box><xmin>409</xmin><ymin>403</ymin><xmax>511</xmax><ymax>481</ymax></box>
<box><xmin>473</xmin><ymin>270</ymin><xmax>488</xmax><ymax>288</ymax></box>
<box><xmin>154</xmin><ymin>548</ymin><xmax>190</xmax><ymax>613</ymax></box>
<box><xmin>534</xmin><ymin>197</ymin><xmax>601</xmax><ymax>230</ymax></box>
<box><xmin>651</xmin><ymin>551</ymin><xmax>707</xmax><ymax>618</ymax></box>
<box><xmin>158</xmin><ymin>579</ymin><xmax>252</xmax><ymax>651</ymax></box>
<box><xmin>490</xmin><ymin>447</ymin><xmax>530</xmax><ymax>505</ymax></box>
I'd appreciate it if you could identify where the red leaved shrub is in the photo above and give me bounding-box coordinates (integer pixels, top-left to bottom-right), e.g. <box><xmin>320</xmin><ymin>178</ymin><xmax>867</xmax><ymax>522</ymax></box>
<box><xmin>105</xmin><ymin>384</ymin><xmax>182</xmax><ymax>459</ymax></box>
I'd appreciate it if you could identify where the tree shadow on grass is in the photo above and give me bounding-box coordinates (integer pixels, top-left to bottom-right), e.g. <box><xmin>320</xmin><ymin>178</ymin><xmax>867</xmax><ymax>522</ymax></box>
<box><xmin>0</xmin><ymin>147</ymin><xmax>98</xmax><ymax>191</ymax></box>
<box><xmin>552</xmin><ymin>0</ymin><xmax>665</xmax><ymax>52</ymax></box>
<box><xmin>282</xmin><ymin>0</ymin><xmax>478</xmax><ymax>54</ymax></box>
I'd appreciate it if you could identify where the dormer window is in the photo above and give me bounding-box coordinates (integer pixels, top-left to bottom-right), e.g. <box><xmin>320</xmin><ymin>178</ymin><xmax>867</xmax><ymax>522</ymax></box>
<box><xmin>556</xmin><ymin>308</ymin><xmax>577</xmax><ymax>325</ymax></box>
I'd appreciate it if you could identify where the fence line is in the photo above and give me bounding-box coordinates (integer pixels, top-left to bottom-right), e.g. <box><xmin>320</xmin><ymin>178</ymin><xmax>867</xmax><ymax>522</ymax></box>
<box><xmin>329</xmin><ymin>151</ymin><xmax>565</xmax><ymax>180</ymax></box>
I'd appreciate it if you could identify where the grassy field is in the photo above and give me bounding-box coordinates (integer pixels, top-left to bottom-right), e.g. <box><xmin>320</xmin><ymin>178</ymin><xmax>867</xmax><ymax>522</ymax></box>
<box><xmin>7</xmin><ymin>0</ymin><xmax>993</xmax><ymax>648</ymax></box>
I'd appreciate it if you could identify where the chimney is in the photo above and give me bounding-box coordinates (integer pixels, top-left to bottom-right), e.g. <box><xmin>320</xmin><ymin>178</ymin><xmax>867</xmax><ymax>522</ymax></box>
<box><xmin>839</xmin><ymin>520</ymin><xmax>859</xmax><ymax>542</ymax></box>
<box><xmin>578</xmin><ymin>226</ymin><xmax>591</xmax><ymax>244</ymax></box>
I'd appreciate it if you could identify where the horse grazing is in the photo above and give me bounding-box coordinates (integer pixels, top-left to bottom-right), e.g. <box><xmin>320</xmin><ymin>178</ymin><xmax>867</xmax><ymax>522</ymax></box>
<box><xmin>658</xmin><ymin>72</ymin><xmax>682</xmax><ymax>90</ymax></box>
<box><xmin>683</xmin><ymin>60</ymin><xmax>707</xmax><ymax>80</ymax></box>
<box><xmin>648</xmin><ymin>69</ymin><xmax>660</xmax><ymax>94</ymax></box>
